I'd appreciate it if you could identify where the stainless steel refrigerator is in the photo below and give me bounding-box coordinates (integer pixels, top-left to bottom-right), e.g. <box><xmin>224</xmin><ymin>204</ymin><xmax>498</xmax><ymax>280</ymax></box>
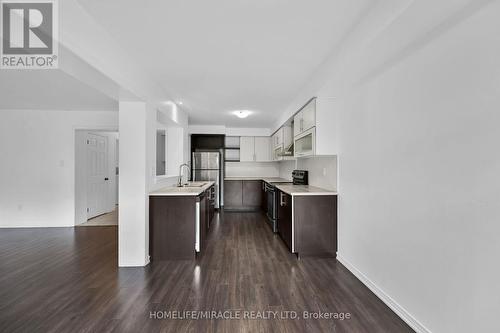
<box><xmin>192</xmin><ymin>152</ymin><xmax>222</xmax><ymax>208</ymax></box>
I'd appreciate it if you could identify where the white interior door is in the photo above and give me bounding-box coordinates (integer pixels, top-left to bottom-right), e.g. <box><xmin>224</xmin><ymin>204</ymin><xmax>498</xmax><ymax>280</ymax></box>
<box><xmin>87</xmin><ymin>133</ymin><xmax>108</xmax><ymax>219</ymax></box>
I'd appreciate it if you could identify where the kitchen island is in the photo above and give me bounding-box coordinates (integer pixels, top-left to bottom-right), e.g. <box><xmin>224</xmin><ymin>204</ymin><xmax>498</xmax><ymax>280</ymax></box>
<box><xmin>149</xmin><ymin>181</ymin><xmax>215</xmax><ymax>261</ymax></box>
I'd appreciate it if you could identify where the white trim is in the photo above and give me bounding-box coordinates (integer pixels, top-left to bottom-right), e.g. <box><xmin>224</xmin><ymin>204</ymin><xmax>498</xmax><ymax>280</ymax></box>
<box><xmin>337</xmin><ymin>254</ymin><xmax>432</xmax><ymax>333</ymax></box>
<box><xmin>195</xmin><ymin>202</ymin><xmax>200</xmax><ymax>252</ymax></box>
<box><xmin>118</xmin><ymin>260</ymin><xmax>149</xmax><ymax>267</ymax></box>
<box><xmin>291</xmin><ymin>196</ymin><xmax>295</xmax><ymax>253</ymax></box>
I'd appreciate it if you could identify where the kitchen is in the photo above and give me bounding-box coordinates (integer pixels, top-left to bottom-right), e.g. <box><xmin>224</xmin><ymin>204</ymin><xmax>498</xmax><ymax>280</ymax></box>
<box><xmin>1</xmin><ymin>1</ymin><xmax>495</xmax><ymax>332</ymax></box>
<box><xmin>149</xmin><ymin>97</ymin><xmax>339</xmax><ymax>260</ymax></box>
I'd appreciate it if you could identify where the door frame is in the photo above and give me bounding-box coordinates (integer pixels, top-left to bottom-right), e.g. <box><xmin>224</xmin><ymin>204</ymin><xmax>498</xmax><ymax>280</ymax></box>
<box><xmin>74</xmin><ymin>128</ymin><xmax>118</xmax><ymax>226</ymax></box>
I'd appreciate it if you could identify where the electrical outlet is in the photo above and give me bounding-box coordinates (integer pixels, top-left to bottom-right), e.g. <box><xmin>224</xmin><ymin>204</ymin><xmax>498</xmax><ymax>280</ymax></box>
<box><xmin>323</xmin><ymin>168</ymin><xmax>327</xmax><ymax>176</ymax></box>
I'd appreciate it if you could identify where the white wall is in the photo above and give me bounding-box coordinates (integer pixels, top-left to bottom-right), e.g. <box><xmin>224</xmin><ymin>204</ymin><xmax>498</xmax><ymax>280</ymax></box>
<box><xmin>296</xmin><ymin>156</ymin><xmax>337</xmax><ymax>191</ymax></box>
<box><xmin>287</xmin><ymin>1</ymin><xmax>500</xmax><ymax>332</ymax></box>
<box><xmin>225</xmin><ymin>162</ymin><xmax>279</xmax><ymax>178</ymax></box>
<box><xmin>225</xmin><ymin>127</ymin><xmax>271</xmax><ymax>137</ymax></box>
<box><xmin>277</xmin><ymin>157</ymin><xmax>337</xmax><ymax>189</ymax></box>
<box><xmin>118</xmin><ymin>101</ymin><xmax>149</xmax><ymax>266</ymax></box>
<box><xmin>278</xmin><ymin>160</ymin><xmax>295</xmax><ymax>181</ymax></box>
<box><xmin>189</xmin><ymin>125</ymin><xmax>271</xmax><ymax>137</ymax></box>
<box><xmin>0</xmin><ymin>110</ymin><xmax>118</xmax><ymax>228</ymax></box>
<box><xmin>118</xmin><ymin>101</ymin><xmax>190</xmax><ymax>267</ymax></box>
<box><xmin>150</xmin><ymin>108</ymin><xmax>189</xmax><ymax>192</ymax></box>
<box><xmin>188</xmin><ymin>125</ymin><xmax>226</xmax><ymax>134</ymax></box>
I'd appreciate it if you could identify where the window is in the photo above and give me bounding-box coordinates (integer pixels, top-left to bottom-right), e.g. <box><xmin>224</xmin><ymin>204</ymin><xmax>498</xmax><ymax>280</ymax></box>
<box><xmin>156</xmin><ymin>129</ymin><xmax>167</xmax><ymax>176</ymax></box>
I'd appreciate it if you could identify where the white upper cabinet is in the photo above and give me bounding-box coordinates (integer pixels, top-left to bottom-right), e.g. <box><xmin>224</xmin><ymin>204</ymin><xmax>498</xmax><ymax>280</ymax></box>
<box><xmin>282</xmin><ymin>126</ymin><xmax>292</xmax><ymax>147</ymax></box>
<box><xmin>302</xmin><ymin>100</ymin><xmax>316</xmax><ymax>132</ymax></box>
<box><xmin>294</xmin><ymin>98</ymin><xmax>316</xmax><ymax>138</ymax></box>
<box><xmin>271</xmin><ymin>126</ymin><xmax>292</xmax><ymax>161</ymax></box>
<box><xmin>273</xmin><ymin>128</ymin><xmax>283</xmax><ymax>148</ymax></box>
<box><xmin>270</xmin><ymin>96</ymin><xmax>337</xmax><ymax>159</ymax></box>
<box><xmin>254</xmin><ymin>137</ymin><xmax>271</xmax><ymax>162</ymax></box>
<box><xmin>293</xmin><ymin>113</ymin><xmax>301</xmax><ymax>138</ymax></box>
<box><xmin>240</xmin><ymin>136</ymin><xmax>272</xmax><ymax>162</ymax></box>
<box><xmin>240</xmin><ymin>136</ymin><xmax>255</xmax><ymax>162</ymax></box>
<box><xmin>294</xmin><ymin>127</ymin><xmax>315</xmax><ymax>157</ymax></box>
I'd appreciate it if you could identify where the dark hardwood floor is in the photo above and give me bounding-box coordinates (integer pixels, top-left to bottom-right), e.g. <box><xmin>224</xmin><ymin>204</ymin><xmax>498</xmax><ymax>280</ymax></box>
<box><xmin>0</xmin><ymin>212</ymin><xmax>413</xmax><ymax>333</ymax></box>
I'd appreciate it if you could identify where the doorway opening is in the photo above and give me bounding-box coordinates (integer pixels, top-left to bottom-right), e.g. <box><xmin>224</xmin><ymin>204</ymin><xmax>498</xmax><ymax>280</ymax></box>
<box><xmin>75</xmin><ymin>130</ymin><xmax>119</xmax><ymax>227</ymax></box>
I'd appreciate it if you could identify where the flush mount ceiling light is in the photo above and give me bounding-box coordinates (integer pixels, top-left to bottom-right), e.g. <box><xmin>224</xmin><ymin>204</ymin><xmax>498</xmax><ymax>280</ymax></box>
<box><xmin>232</xmin><ymin>110</ymin><xmax>252</xmax><ymax>118</ymax></box>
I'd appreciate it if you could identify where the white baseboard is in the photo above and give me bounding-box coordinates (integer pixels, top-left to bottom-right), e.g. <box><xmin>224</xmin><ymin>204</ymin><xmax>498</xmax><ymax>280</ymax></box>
<box><xmin>118</xmin><ymin>256</ymin><xmax>149</xmax><ymax>267</ymax></box>
<box><xmin>337</xmin><ymin>254</ymin><xmax>432</xmax><ymax>333</ymax></box>
<box><xmin>118</xmin><ymin>261</ymin><xmax>148</xmax><ymax>267</ymax></box>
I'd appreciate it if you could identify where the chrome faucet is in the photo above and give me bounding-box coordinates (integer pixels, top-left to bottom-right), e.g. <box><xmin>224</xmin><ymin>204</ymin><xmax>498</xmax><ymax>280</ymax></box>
<box><xmin>178</xmin><ymin>163</ymin><xmax>191</xmax><ymax>187</ymax></box>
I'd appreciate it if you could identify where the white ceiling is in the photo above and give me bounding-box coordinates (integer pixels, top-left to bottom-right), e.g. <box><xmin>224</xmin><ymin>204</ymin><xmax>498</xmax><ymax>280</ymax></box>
<box><xmin>77</xmin><ymin>0</ymin><xmax>370</xmax><ymax>127</ymax></box>
<box><xmin>0</xmin><ymin>70</ymin><xmax>118</xmax><ymax>111</ymax></box>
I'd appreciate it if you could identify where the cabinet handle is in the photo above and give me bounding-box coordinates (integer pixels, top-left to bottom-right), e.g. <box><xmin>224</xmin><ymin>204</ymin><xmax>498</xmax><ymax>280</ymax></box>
<box><xmin>280</xmin><ymin>193</ymin><xmax>286</xmax><ymax>206</ymax></box>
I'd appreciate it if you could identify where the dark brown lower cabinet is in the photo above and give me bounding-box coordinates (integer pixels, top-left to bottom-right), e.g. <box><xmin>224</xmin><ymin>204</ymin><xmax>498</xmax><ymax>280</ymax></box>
<box><xmin>294</xmin><ymin>195</ymin><xmax>337</xmax><ymax>258</ymax></box>
<box><xmin>149</xmin><ymin>196</ymin><xmax>196</xmax><ymax>261</ymax></box>
<box><xmin>202</xmin><ymin>185</ymin><xmax>215</xmax><ymax>234</ymax></box>
<box><xmin>199</xmin><ymin>192</ymin><xmax>208</xmax><ymax>253</ymax></box>
<box><xmin>242</xmin><ymin>180</ymin><xmax>262</xmax><ymax>209</ymax></box>
<box><xmin>208</xmin><ymin>185</ymin><xmax>215</xmax><ymax>225</ymax></box>
<box><xmin>224</xmin><ymin>180</ymin><xmax>262</xmax><ymax>211</ymax></box>
<box><xmin>277</xmin><ymin>190</ymin><xmax>292</xmax><ymax>251</ymax></box>
<box><xmin>149</xmin><ymin>189</ymin><xmax>215</xmax><ymax>261</ymax></box>
<box><xmin>277</xmin><ymin>191</ymin><xmax>337</xmax><ymax>258</ymax></box>
<box><xmin>223</xmin><ymin>180</ymin><xmax>243</xmax><ymax>209</ymax></box>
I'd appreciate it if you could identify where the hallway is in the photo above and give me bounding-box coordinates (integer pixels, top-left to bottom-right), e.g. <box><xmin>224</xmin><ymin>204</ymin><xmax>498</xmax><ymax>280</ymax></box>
<box><xmin>78</xmin><ymin>208</ymin><xmax>118</xmax><ymax>227</ymax></box>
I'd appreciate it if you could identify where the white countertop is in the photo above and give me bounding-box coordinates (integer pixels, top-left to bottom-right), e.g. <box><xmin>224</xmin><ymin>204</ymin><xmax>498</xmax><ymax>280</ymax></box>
<box><xmin>274</xmin><ymin>184</ymin><xmax>338</xmax><ymax>196</ymax></box>
<box><xmin>149</xmin><ymin>181</ymin><xmax>215</xmax><ymax>196</ymax></box>
<box><xmin>225</xmin><ymin>177</ymin><xmax>293</xmax><ymax>184</ymax></box>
